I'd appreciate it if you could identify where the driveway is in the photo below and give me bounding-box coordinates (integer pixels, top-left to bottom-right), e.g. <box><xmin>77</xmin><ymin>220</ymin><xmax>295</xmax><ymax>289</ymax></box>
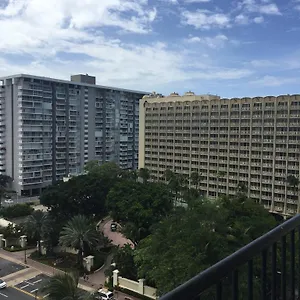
<box><xmin>103</xmin><ymin>220</ymin><xmax>134</xmax><ymax>248</ymax></box>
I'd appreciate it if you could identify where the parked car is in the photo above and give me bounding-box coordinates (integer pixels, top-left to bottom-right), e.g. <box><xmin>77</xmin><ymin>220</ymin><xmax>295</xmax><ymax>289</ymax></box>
<box><xmin>0</xmin><ymin>279</ymin><xmax>7</xmax><ymax>289</ymax></box>
<box><xmin>4</xmin><ymin>199</ymin><xmax>13</xmax><ymax>204</ymax></box>
<box><xmin>110</xmin><ymin>223</ymin><xmax>117</xmax><ymax>232</ymax></box>
<box><xmin>94</xmin><ymin>288</ymin><xmax>114</xmax><ymax>300</ymax></box>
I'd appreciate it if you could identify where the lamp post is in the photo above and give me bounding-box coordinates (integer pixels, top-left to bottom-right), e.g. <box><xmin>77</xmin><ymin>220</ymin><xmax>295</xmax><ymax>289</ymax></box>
<box><xmin>24</xmin><ymin>247</ymin><xmax>27</xmax><ymax>264</ymax></box>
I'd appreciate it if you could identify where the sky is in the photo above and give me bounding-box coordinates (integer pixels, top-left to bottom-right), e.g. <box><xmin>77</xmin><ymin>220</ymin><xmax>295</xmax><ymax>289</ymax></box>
<box><xmin>0</xmin><ymin>0</ymin><xmax>299</xmax><ymax>98</ymax></box>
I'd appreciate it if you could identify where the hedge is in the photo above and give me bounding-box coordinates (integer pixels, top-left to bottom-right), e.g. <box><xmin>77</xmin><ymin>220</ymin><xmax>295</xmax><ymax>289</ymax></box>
<box><xmin>0</xmin><ymin>203</ymin><xmax>34</xmax><ymax>218</ymax></box>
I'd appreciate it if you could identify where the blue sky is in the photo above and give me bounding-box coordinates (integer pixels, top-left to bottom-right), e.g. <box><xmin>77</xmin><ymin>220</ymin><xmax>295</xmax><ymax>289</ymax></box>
<box><xmin>0</xmin><ymin>0</ymin><xmax>299</xmax><ymax>97</ymax></box>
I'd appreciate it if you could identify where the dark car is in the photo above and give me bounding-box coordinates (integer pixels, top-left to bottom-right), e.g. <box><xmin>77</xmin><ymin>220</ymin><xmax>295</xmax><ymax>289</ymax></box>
<box><xmin>110</xmin><ymin>223</ymin><xmax>117</xmax><ymax>232</ymax></box>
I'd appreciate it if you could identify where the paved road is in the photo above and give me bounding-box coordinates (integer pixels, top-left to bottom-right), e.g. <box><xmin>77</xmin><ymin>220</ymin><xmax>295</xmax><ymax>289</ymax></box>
<box><xmin>103</xmin><ymin>220</ymin><xmax>134</xmax><ymax>248</ymax></box>
<box><xmin>0</xmin><ymin>258</ymin><xmax>25</xmax><ymax>277</ymax></box>
<box><xmin>0</xmin><ymin>287</ymin><xmax>34</xmax><ymax>299</ymax></box>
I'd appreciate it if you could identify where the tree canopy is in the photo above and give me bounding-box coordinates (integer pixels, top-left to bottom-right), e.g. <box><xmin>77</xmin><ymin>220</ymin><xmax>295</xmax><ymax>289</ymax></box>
<box><xmin>106</xmin><ymin>180</ymin><xmax>173</xmax><ymax>245</ymax></box>
<box><xmin>134</xmin><ymin>196</ymin><xmax>277</xmax><ymax>295</ymax></box>
<box><xmin>42</xmin><ymin>272</ymin><xmax>95</xmax><ymax>300</ymax></box>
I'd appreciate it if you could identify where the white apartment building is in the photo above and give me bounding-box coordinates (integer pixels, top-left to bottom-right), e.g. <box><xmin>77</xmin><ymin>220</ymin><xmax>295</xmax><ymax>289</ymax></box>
<box><xmin>139</xmin><ymin>92</ymin><xmax>300</xmax><ymax>216</ymax></box>
<box><xmin>0</xmin><ymin>74</ymin><xmax>146</xmax><ymax>196</ymax></box>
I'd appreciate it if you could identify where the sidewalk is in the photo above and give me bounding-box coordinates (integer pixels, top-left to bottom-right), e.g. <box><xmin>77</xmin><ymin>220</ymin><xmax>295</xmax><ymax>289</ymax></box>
<box><xmin>0</xmin><ymin>248</ymin><xmax>95</xmax><ymax>292</ymax></box>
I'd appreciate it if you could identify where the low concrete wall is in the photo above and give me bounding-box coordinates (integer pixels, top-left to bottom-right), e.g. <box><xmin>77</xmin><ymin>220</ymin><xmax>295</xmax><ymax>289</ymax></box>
<box><xmin>144</xmin><ymin>286</ymin><xmax>157</xmax><ymax>299</ymax></box>
<box><xmin>113</xmin><ymin>270</ymin><xmax>157</xmax><ymax>299</ymax></box>
<box><xmin>119</xmin><ymin>277</ymin><xmax>139</xmax><ymax>292</ymax></box>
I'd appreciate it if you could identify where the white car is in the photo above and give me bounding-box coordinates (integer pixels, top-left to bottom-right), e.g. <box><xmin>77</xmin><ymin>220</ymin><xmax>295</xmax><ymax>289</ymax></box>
<box><xmin>0</xmin><ymin>279</ymin><xmax>7</xmax><ymax>289</ymax></box>
<box><xmin>4</xmin><ymin>199</ymin><xmax>13</xmax><ymax>204</ymax></box>
<box><xmin>95</xmin><ymin>289</ymin><xmax>114</xmax><ymax>300</ymax></box>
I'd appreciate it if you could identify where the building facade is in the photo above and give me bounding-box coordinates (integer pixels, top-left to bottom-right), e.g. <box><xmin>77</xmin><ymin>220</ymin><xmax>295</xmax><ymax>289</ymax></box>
<box><xmin>0</xmin><ymin>74</ymin><xmax>146</xmax><ymax>196</ymax></box>
<box><xmin>139</xmin><ymin>92</ymin><xmax>300</xmax><ymax>216</ymax></box>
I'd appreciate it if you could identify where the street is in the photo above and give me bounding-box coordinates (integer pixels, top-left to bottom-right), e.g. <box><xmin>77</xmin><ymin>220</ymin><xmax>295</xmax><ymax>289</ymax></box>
<box><xmin>0</xmin><ymin>287</ymin><xmax>35</xmax><ymax>299</ymax></box>
<box><xmin>0</xmin><ymin>258</ymin><xmax>25</xmax><ymax>277</ymax></box>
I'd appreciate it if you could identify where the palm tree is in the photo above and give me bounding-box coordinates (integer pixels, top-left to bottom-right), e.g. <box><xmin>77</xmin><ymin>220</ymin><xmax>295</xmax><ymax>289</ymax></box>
<box><xmin>217</xmin><ymin>171</ymin><xmax>226</xmax><ymax>197</ymax></box>
<box><xmin>42</xmin><ymin>272</ymin><xmax>95</xmax><ymax>300</ymax></box>
<box><xmin>0</xmin><ymin>175</ymin><xmax>12</xmax><ymax>207</ymax></box>
<box><xmin>59</xmin><ymin>215</ymin><xmax>101</xmax><ymax>268</ymax></box>
<box><xmin>138</xmin><ymin>168</ymin><xmax>150</xmax><ymax>183</ymax></box>
<box><xmin>286</xmin><ymin>175</ymin><xmax>300</xmax><ymax>213</ymax></box>
<box><xmin>24</xmin><ymin>210</ymin><xmax>51</xmax><ymax>256</ymax></box>
<box><xmin>190</xmin><ymin>172</ymin><xmax>201</xmax><ymax>190</ymax></box>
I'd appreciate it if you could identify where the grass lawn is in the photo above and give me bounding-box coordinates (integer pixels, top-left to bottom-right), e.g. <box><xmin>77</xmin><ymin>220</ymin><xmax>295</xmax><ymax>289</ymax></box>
<box><xmin>30</xmin><ymin>250</ymin><xmax>108</xmax><ymax>274</ymax></box>
<box><xmin>30</xmin><ymin>251</ymin><xmax>81</xmax><ymax>274</ymax></box>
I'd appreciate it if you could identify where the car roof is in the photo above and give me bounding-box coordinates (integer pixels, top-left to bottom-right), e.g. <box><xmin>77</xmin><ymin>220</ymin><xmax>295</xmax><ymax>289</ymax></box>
<box><xmin>98</xmin><ymin>288</ymin><xmax>113</xmax><ymax>295</ymax></box>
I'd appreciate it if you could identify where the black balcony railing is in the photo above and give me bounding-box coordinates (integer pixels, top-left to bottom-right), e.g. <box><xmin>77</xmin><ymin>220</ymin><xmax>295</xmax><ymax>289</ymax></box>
<box><xmin>160</xmin><ymin>214</ymin><xmax>300</xmax><ymax>300</ymax></box>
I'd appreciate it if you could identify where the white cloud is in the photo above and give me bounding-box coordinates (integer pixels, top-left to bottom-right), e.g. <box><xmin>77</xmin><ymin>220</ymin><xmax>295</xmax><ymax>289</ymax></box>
<box><xmin>186</xmin><ymin>34</ymin><xmax>229</xmax><ymax>48</ymax></box>
<box><xmin>0</xmin><ymin>0</ymin><xmax>253</xmax><ymax>90</ymax></box>
<box><xmin>295</xmin><ymin>5</ymin><xmax>300</xmax><ymax>11</ymax></box>
<box><xmin>249</xmin><ymin>60</ymin><xmax>278</xmax><ymax>67</ymax></box>
<box><xmin>235</xmin><ymin>14</ymin><xmax>250</xmax><ymax>24</ymax></box>
<box><xmin>250</xmin><ymin>75</ymin><xmax>300</xmax><ymax>86</ymax></box>
<box><xmin>253</xmin><ymin>16</ymin><xmax>264</xmax><ymax>23</ymax></box>
<box><xmin>239</xmin><ymin>0</ymin><xmax>281</xmax><ymax>15</ymax></box>
<box><xmin>184</xmin><ymin>0</ymin><xmax>211</xmax><ymax>2</ymax></box>
<box><xmin>182</xmin><ymin>10</ymin><xmax>231</xmax><ymax>29</ymax></box>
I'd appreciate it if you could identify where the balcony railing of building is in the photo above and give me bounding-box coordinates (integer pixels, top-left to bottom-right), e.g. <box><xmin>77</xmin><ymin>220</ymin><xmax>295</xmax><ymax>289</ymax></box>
<box><xmin>160</xmin><ymin>214</ymin><xmax>300</xmax><ymax>300</ymax></box>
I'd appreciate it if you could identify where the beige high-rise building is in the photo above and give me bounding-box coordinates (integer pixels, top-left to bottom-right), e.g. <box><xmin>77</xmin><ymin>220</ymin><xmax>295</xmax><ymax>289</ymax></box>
<box><xmin>138</xmin><ymin>92</ymin><xmax>300</xmax><ymax>216</ymax></box>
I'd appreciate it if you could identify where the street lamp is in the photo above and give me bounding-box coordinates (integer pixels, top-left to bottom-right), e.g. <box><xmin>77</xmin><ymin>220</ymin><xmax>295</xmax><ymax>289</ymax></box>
<box><xmin>24</xmin><ymin>247</ymin><xmax>27</xmax><ymax>264</ymax></box>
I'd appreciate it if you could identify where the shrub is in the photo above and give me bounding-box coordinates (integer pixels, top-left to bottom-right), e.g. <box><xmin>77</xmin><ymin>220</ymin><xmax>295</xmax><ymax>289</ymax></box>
<box><xmin>0</xmin><ymin>203</ymin><xmax>34</xmax><ymax>218</ymax></box>
<box><xmin>0</xmin><ymin>223</ymin><xmax>25</xmax><ymax>238</ymax></box>
<box><xmin>4</xmin><ymin>245</ymin><xmax>33</xmax><ymax>252</ymax></box>
<box><xmin>91</xmin><ymin>251</ymin><xmax>106</xmax><ymax>272</ymax></box>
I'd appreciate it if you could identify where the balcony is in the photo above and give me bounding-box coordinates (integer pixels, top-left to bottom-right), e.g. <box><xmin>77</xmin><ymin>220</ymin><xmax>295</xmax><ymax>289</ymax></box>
<box><xmin>161</xmin><ymin>215</ymin><xmax>300</xmax><ymax>300</ymax></box>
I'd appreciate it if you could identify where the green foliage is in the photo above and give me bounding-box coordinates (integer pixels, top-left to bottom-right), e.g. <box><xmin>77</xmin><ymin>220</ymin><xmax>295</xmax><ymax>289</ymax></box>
<box><xmin>0</xmin><ymin>203</ymin><xmax>34</xmax><ymax>218</ymax></box>
<box><xmin>59</xmin><ymin>215</ymin><xmax>103</xmax><ymax>268</ymax></box>
<box><xmin>24</xmin><ymin>210</ymin><xmax>52</xmax><ymax>255</ymax></box>
<box><xmin>4</xmin><ymin>245</ymin><xmax>33</xmax><ymax>252</ymax></box>
<box><xmin>40</xmin><ymin>166</ymin><xmax>120</xmax><ymax>219</ymax></box>
<box><xmin>134</xmin><ymin>196</ymin><xmax>277</xmax><ymax>296</ymax></box>
<box><xmin>0</xmin><ymin>175</ymin><xmax>12</xmax><ymax>206</ymax></box>
<box><xmin>138</xmin><ymin>168</ymin><xmax>150</xmax><ymax>183</ymax></box>
<box><xmin>106</xmin><ymin>180</ymin><xmax>173</xmax><ymax>245</ymax></box>
<box><xmin>164</xmin><ymin>169</ymin><xmax>189</xmax><ymax>204</ymax></box>
<box><xmin>113</xmin><ymin>244</ymin><xmax>137</xmax><ymax>280</ymax></box>
<box><xmin>0</xmin><ymin>223</ymin><xmax>25</xmax><ymax>238</ymax></box>
<box><xmin>41</xmin><ymin>272</ymin><xmax>95</xmax><ymax>300</ymax></box>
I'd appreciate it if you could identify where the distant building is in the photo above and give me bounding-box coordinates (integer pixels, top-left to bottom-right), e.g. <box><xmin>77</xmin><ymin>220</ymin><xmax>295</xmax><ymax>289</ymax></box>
<box><xmin>0</xmin><ymin>74</ymin><xmax>146</xmax><ymax>196</ymax></box>
<box><xmin>139</xmin><ymin>92</ymin><xmax>300</xmax><ymax>216</ymax></box>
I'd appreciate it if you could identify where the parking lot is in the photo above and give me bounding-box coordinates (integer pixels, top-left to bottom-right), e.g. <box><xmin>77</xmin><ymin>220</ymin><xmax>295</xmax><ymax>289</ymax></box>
<box><xmin>0</xmin><ymin>258</ymin><xmax>25</xmax><ymax>277</ymax></box>
<box><xmin>0</xmin><ymin>287</ymin><xmax>34</xmax><ymax>299</ymax></box>
<box><xmin>15</xmin><ymin>274</ymin><xmax>50</xmax><ymax>298</ymax></box>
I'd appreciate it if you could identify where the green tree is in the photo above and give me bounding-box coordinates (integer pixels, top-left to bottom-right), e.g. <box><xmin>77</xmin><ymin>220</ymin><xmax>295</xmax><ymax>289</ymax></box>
<box><xmin>113</xmin><ymin>244</ymin><xmax>137</xmax><ymax>280</ymax></box>
<box><xmin>106</xmin><ymin>180</ymin><xmax>173</xmax><ymax>245</ymax></box>
<box><xmin>0</xmin><ymin>175</ymin><xmax>12</xmax><ymax>207</ymax></box>
<box><xmin>138</xmin><ymin>168</ymin><xmax>150</xmax><ymax>183</ymax></box>
<box><xmin>40</xmin><ymin>172</ymin><xmax>113</xmax><ymax>219</ymax></box>
<box><xmin>84</xmin><ymin>160</ymin><xmax>100</xmax><ymax>173</ymax></box>
<box><xmin>59</xmin><ymin>215</ymin><xmax>101</xmax><ymax>268</ymax></box>
<box><xmin>190</xmin><ymin>172</ymin><xmax>202</xmax><ymax>190</ymax></box>
<box><xmin>287</xmin><ymin>174</ymin><xmax>299</xmax><ymax>196</ymax></box>
<box><xmin>134</xmin><ymin>196</ymin><xmax>277</xmax><ymax>296</ymax></box>
<box><xmin>24</xmin><ymin>210</ymin><xmax>52</xmax><ymax>256</ymax></box>
<box><xmin>42</xmin><ymin>272</ymin><xmax>95</xmax><ymax>300</ymax></box>
<box><xmin>164</xmin><ymin>169</ymin><xmax>188</xmax><ymax>205</ymax></box>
